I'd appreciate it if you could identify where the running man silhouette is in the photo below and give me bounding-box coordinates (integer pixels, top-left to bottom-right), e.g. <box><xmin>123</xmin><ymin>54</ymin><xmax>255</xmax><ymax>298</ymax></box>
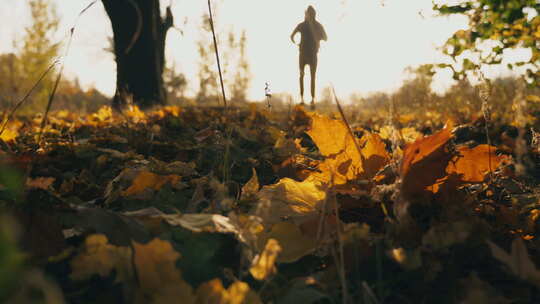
<box><xmin>290</xmin><ymin>5</ymin><xmax>327</xmax><ymax>109</ymax></box>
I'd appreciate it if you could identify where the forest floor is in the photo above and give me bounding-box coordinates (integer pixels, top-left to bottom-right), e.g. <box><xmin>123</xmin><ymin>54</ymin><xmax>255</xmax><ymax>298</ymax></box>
<box><xmin>1</xmin><ymin>103</ymin><xmax>540</xmax><ymax>303</ymax></box>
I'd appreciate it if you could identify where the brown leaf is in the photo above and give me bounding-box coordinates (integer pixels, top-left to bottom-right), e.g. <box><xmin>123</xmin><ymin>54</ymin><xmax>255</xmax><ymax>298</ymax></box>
<box><xmin>26</xmin><ymin>177</ymin><xmax>55</xmax><ymax>190</ymax></box>
<box><xmin>241</xmin><ymin>168</ymin><xmax>259</xmax><ymax>201</ymax></box>
<box><xmin>400</xmin><ymin>125</ymin><xmax>454</xmax><ymax>202</ymax></box>
<box><xmin>487</xmin><ymin>238</ymin><xmax>540</xmax><ymax>286</ymax></box>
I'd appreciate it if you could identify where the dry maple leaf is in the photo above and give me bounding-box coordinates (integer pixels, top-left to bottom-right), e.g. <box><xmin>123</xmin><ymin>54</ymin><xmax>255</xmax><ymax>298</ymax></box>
<box><xmin>70</xmin><ymin>234</ymin><xmax>133</xmax><ymax>283</ymax></box>
<box><xmin>255</xmin><ymin>178</ymin><xmax>326</xmax><ymax>226</ymax></box>
<box><xmin>250</xmin><ymin>238</ymin><xmax>282</xmax><ymax>280</ymax></box>
<box><xmin>305</xmin><ymin>112</ymin><xmax>389</xmax><ymax>185</ymax></box>
<box><xmin>446</xmin><ymin>144</ymin><xmax>507</xmax><ymax>182</ymax></box>
<box><xmin>241</xmin><ymin>168</ymin><xmax>260</xmax><ymax>201</ymax></box>
<box><xmin>132</xmin><ymin>238</ymin><xmax>194</xmax><ymax>303</ymax></box>
<box><xmin>0</xmin><ymin>127</ymin><xmax>19</xmax><ymax>142</ymax></box>
<box><xmin>26</xmin><ymin>177</ymin><xmax>55</xmax><ymax>190</ymax></box>
<box><xmin>122</xmin><ymin>170</ymin><xmax>182</xmax><ymax>197</ymax></box>
<box><xmin>400</xmin><ymin>125</ymin><xmax>454</xmax><ymax>201</ymax></box>
<box><xmin>487</xmin><ymin>238</ymin><xmax>540</xmax><ymax>287</ymax></box>
<box><xmin>196</xmin><ymin>279</ymin><xmax>261</xmax><ymax>304</ymax></box>
<box><xmin>71</xmin><ymin>234</ymin><xmax>195</xmax><ymax>304</ymax></box>
<box><xmin>257</xmin><ymin>221</ymin><xmax>317</xmax><ymax>263</ymax></box>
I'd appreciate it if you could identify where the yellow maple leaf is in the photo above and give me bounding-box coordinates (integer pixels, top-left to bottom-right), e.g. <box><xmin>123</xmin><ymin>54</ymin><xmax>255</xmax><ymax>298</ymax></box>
<box><xmin>70</xmin><ymin>234</ymin><xmax>133</xmax><ymax>283</ymax></box>
<box><xmin>257</xmin><ymin>222</ymin><xmax>317</xmax><ymax>263</ymax></box>
<box><xmin>305</xmin><ymin>112</ymin><xmax>389</xmax><ymax>185</ymax></box>
<box><xmin>256</xmin><ymin>178</ymin><xmax>326</xmax><ymax>226</ymax></box>
<box><xmin>0</xmin><ymin>128</ymin><xmax>18</xmax><ymax>142</ymax></box>
<box><xmin>94</xmin><ymin>106</ymin><xmax>113</xmax><ymax>122</ymax></box>
<box><xmin>250</xmin><ymin>238</ymin><xmax>282</xmax><ymax>280</ymax></box>
<box><xmin>132</xmin><ymin>238</ymin><xmax>195</xmax><ymax>304</ymax></box>
<box><xmin>196</xmin><ymin>278</ymin><xmax>261</xmax><ymax>304</ymax></box>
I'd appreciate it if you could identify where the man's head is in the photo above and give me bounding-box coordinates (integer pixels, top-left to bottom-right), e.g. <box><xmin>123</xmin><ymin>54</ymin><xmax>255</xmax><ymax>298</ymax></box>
<box><xmin>305</xmin><ymin>5</ymin><xmax>316</xmax><ymax>20</ymax></box>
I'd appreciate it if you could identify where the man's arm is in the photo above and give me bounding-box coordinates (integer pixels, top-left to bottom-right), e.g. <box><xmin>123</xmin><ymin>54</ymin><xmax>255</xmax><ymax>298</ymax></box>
<box><xmin>319</xmin><ymin>23</ymin><xmax>327</xmax><ymax>41</ymax></box>
<box><xmin>290</xmin><ymin>24</ymin><xmax>300</xmax><ymax>44</ymax></box>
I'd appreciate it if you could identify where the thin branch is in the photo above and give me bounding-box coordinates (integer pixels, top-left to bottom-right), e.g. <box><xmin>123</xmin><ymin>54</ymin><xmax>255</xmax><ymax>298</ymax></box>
<box><xmin>207</xmin><ymin>0</ymin><xmax>227</xmax><ymax>108</ymax></box>
<box><xmin>0</xmin><ymin>60</ymin><xmax>59</xmax><ymax>137</ymax></box>
<box><xmin>332</xmin><ymin>86</ymin><xmax>364</xmax><ymax>162</ymax></box>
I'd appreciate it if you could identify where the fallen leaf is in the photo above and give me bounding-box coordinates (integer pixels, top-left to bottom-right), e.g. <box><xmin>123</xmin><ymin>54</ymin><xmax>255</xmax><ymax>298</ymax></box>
<box><xmin>258</xmin><ymin>222</ymin><xmax>317</xmax><ymax>263</ymax></box>
<box><xmin>26</xmin><ymin>177</ymin><xmax>55</xmax><ymax>190</ymax></box>
<box><xmin>459</xmin><ymin>273</ymin><xmax>509</xmax><ymax>304</ymax></box>
<box><xmin>241</xmin><ymin>168</ymin><xmax>259</xmax><ymax>201</ymax></box>
<box><xmin>70</xmin><ymin>234</ymin><xmax>133</xmax><ymax>283</ymax></box>
<box><xmin>160</xmin><ymin>213</ymin><xmax>239</xmax><ymax>234</ymax></box>
<box><xmin>487</xmin><ymin>238</ymin><xmax>540</xmax><ymax>286</ymax></box>
<box><xmin>255</xmin><ymin>178</ymin><xmax>326</xmax><ymax>227</ymax></box>
<box><xmin>305</xmin><ymin>112</ymin><xmax>389</xmax><ymax>185</ymax></box>
<box><xmin>0</xmin><ymin>127</ymin><xmax>18</xmax><ymax>142</ymax></box>
<box><xmin>132</xmin><ymin>238</ymin><xmax>194</xmax><ymax>303</ymax></box>
<box><xmin>400</xmin><ymin>125</ymin><xmax>454</xmax><ymax>201</ymax></box>
<box><xmin>422</xmin><ymin>221</ymin><xmax>472</xmax><ymax>251</ymax></box>
<box><xmin>122</xmin><ymin>170</ymin><xmax>182</xmax><ymax>197</ymax></box>
<box><xmin>446</xmin><ymin>144</ymin><xmax>507</xmax><ymax>182</ymax></box>
<box><xmin>250</xmin><ymin>238</ymin><xmax>282</xmax><ymax>280</ymax></box>
<box><xmin>196</xmin><ymin>278</ymin><xmax>261</xmax><ymax>304</ymax></box>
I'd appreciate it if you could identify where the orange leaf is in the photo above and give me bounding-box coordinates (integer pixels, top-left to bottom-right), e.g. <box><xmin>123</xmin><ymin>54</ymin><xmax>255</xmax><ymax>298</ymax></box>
<box><xmin>122</xmin><ymin>171</ymin><xmax>182</xmax><ymax>196</ymax></box>
<box><xmin>26</xmin><ymin>177</ymin><xmax>55</xmax><ymax>190</ymax></box>
<box><xmin>400</xmin><ymin>126</ymin><xmax>454</xmax><ymax>202</ymax></box>
<box><xmin>446</xmin><ymin>144</ymin><xmax>506</xmax><ymax>182</ymax></box>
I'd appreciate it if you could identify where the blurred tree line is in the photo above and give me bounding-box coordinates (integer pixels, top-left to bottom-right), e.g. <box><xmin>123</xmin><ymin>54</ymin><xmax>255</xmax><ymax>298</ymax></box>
<box><xmin>0</xmin><ymin>0</ymin><xmax>109</xmax><ymax>115</ymax></box>
<box><xmin>195</xmin><ymin>8</ymin><xmax>251</xmax><ymax>105</ymax></box>
<box><xmin>351</xmin><ymin>65</ymin><xmax>540</xmax><ymax>125</ymax></box>
<box><xmin>0</xmin><ymin>0</ymin><xmax>252</xmax><ymax>116</ymax></box>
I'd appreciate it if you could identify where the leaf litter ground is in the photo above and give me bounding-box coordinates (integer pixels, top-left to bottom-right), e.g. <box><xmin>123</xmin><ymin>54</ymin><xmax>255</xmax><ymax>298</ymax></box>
<box><xmin>1</xmin><ymin>104</ymin><xmax>540</xmax><ymax>303</ymax></box>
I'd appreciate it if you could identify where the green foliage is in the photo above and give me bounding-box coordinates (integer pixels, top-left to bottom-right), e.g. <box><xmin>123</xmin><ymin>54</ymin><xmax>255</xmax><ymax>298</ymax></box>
<box><xmin>434</xmin><ymin>0</ymin><xmax>540</xmax><ymax>85</ymax></box>
<box><xmin>0</xmin><ymin>217</ymin><xmax>23</xmax><ymax>302</ymax></box>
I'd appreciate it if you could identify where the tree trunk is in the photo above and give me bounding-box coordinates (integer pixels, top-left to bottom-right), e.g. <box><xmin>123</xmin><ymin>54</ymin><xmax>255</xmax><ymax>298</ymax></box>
<box><xmin>102</xmin><ymin>0</ymin><xmax>173</xmax><ymax>109</ymax></box>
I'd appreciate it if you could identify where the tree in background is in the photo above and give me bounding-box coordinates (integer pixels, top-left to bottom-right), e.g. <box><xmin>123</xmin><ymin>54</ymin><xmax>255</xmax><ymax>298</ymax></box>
<box><xmin>164</xmin><ymin>64</ymin><xmax>188</xmax><ymax>104</ymax></box>
<box><xmin>0</xmin><ymin>53</ymin><xmax>20</xmax><ymax>110</ymax></box>
<box><xmin>196</xmin><ymin>13</ymin><xmax>219</xmax><ymax>104</ymax></box>
<box><xmin>101</xmin><ymin>0</ymin><xmax>173</xmax><ymax>109</ymax></box>
<box><xmin>228</xmin><ymin>30</ymin><xmax>251</xmax><ymax>103</ymax></box>
<box><xmin>434</xmin><ymin>0</ymin><xmax>539</xmax><ymax>85</ymax></box>
<box><xmin>15</xmin><ymin>0</ymin><xmax>59</xmax><ymax>115</ymax></box>
<box><xmin>196</xmin><ymin>11</ymin><xmax>251</xmax><ymax>105</ymax></box>
<box><xmin>393</xmin><ymin>65</ymin><xmax>435</xmax><ymax>110</ymax></box>
<box><xmin>0</xmin><ymin>0</ymin><xmax>108</xmax><ymax>115</ymax></box>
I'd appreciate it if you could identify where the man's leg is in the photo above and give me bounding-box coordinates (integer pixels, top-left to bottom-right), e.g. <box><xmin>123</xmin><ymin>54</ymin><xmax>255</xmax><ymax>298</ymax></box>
<box><xmin>309</xmin><ymin>58</ymin><xmax>318</xmax><ymax>108</ymax></box>
<box><xmin>299</xmin><ymin>60</ymin><xmax>305</xmax><ymax>104</ymax></box>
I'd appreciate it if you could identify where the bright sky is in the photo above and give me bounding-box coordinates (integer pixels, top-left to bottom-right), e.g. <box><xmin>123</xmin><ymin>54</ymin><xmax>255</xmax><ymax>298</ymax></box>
<box><xmin>0</xmin><ymin>0</ymin><xmax>521</xmax><ymax>101</ymax></box>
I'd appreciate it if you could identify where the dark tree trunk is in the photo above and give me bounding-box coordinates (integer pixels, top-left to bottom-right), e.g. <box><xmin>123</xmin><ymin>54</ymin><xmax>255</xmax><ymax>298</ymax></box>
<box><xmin>102</xmin><ymin>0</ymin><xmax>173</xmax><ymax>109</ymax></box>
